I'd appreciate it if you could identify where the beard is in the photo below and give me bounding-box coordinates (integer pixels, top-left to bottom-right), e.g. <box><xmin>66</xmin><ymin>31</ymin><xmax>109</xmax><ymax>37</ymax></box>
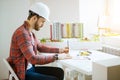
<box><xmin>34</xmin><ymin>20</ymin><xmax>42</xmax><ymax>31</ymax></box>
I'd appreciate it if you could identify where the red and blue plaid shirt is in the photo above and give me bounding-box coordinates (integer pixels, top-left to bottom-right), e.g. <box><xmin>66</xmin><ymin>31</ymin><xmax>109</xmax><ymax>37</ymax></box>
<box><xmin>7</xmin><ymin>21</ymin><xmax>59</xmax><ymax>80</ymax></box>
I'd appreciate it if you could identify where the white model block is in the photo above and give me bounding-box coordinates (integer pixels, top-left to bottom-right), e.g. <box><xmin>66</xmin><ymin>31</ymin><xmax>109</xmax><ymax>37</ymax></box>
<box><xmin>92</xmin><ymin>58</ymin><xmax>120</xmax><ymax>80</ymax></box>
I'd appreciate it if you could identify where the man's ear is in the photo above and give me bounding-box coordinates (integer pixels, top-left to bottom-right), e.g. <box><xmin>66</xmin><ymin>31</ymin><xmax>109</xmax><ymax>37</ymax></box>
<box><xmin>31</xmin><ymin>15</ymin><xmax>38</xmax><ymax>22</ymax></box>
<box><xmin>33</xmin><ymin>15</ymin><xmax>38</xmax><ymax>21</ymax></box>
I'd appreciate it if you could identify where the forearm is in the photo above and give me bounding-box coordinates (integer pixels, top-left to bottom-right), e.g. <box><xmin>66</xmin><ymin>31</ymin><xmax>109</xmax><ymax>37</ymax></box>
<box><xmin>28</xmin><ymin>54</ymin><xmax>56</xmax><ymax>65</ymax></box>
<box><xmin>37</xmin><ymin>44</ymin><xmax>59</xmax><ymax>53</ymax></box>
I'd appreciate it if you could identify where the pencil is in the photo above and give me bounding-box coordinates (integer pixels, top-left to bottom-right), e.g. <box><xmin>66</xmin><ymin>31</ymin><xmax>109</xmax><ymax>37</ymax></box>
<box><xmin>67</xmin><ymin>40</ymin><xmax>69</xmax><ymax>48</ymax></box>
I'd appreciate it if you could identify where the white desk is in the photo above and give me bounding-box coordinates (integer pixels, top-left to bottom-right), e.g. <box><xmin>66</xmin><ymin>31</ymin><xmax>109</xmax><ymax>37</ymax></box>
<box><xmin>56</xmin><ymin>50</ymin><xmax>119</xmax><ymax>80</ymax></box>
<box><xmin>37</xmin><ymin>50</ymin><xmax>119</xmax><ymax>80</ymax></box>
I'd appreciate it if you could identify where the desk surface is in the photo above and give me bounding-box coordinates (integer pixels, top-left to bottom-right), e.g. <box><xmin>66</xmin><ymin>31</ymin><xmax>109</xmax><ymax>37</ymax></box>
<box><xmin>57</xmin><ymin>50</ymin><xmax>119</xmax><ymax>75</ymax></box>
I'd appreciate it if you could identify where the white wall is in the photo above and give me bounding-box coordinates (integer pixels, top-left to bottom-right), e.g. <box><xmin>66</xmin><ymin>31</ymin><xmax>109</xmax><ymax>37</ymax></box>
<box><xmin>79</xmin><ymin>0</ymin><xmax>105</xmax><ymax>37</ymax></box>
<box><xmin>0</xmin><ymin>0</ymin><xmax>30</xmax><ymax>79</ymax></box>
<box><xmin>109</xmin><ymin>0</ymin><xmax>120</xmax><ymax>33</ymax></box>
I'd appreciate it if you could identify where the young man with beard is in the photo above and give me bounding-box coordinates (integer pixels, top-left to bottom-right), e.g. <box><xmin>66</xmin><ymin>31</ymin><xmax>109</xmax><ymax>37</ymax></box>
<box><xmin>7</xmin><ymin>2</ymin><xmax>69</xmax><ymax>80</ymax></box>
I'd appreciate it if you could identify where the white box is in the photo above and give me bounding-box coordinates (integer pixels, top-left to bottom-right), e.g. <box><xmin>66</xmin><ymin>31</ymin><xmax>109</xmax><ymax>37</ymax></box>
<box><xmin>93</xmin><ymin>58</ymin><xmax>120</xmax><ymax>80</ymax></box>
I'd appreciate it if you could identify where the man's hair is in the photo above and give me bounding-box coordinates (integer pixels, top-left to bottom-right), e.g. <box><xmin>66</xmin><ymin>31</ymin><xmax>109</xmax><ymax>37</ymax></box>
<box><xmin>27</xmin><ymin>10</ymin><xmax>40</xmax><ymax>20</ymax></box>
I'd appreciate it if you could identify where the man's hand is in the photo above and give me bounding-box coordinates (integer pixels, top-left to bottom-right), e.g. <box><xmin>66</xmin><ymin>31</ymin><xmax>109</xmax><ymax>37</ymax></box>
<box><xmin>59</xmin><ymin>47</ymin><xmax>69</xmax><ymax>53</ymax></box>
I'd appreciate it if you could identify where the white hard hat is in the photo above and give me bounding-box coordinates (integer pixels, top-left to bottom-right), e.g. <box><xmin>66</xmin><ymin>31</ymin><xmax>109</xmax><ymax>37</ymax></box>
<box><xmin>29</xmin><ymin>2</ymin><xmax>50</xmax><ymax>21</ymax></box>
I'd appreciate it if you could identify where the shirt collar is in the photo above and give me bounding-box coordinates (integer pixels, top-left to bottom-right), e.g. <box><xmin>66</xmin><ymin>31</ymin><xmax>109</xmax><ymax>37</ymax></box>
<box><xmin>23</xmin><ymin>21</ymin><xmax>32</xmax><ymax>36</ymax></box>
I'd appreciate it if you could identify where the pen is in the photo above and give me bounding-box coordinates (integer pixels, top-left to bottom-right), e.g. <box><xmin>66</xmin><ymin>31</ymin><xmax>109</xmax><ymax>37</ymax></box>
<box><xmin>67</xmin><ymin>40</ymin><xmax>69</xmax><ymax>48</ymax></box>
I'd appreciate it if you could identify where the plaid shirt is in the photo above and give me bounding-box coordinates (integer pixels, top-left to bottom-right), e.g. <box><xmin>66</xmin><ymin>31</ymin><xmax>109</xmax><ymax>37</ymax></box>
<box><xmin>7</xmin><ymin>21</ymin><xmax>59</xmax><ymax>80</ymax></box>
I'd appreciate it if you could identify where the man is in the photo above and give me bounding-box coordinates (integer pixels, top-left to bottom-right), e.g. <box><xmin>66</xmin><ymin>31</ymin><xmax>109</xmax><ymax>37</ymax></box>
<box><xmin>7</xmin><ymin>2</ymin><xmax>69</xmax><ymax>80</ymax></box>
